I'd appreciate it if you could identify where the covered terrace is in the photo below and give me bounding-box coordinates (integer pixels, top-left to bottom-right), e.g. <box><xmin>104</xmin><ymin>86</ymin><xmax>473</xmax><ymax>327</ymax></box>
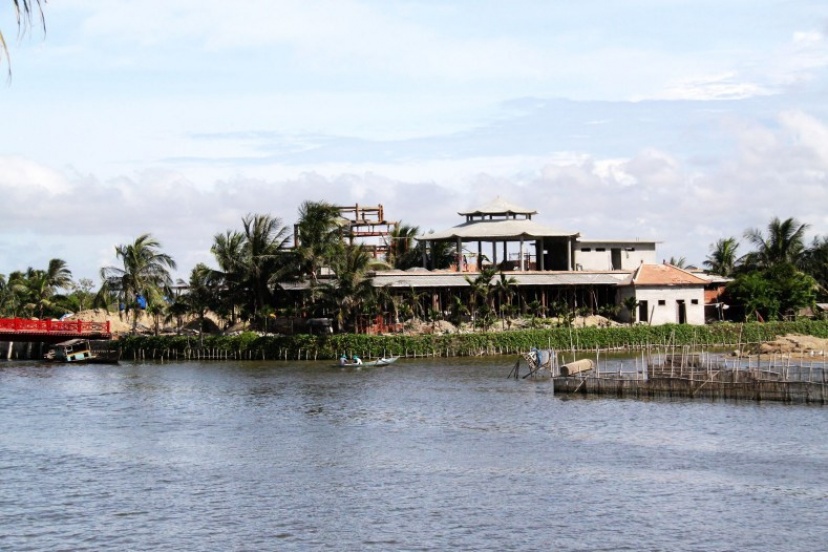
<box><xmin>417</xmin><ymin>197</ymin><xmax>580</xmax><ymax>272</ymax></box>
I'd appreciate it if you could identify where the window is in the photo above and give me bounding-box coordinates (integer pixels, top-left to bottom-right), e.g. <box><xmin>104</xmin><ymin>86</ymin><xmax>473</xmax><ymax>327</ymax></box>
<box><xmin>596</xmin><ymin>248</ymin><xmax>606</xmax><ymax>252</ymax></box>
<box><xmin>658</xmin><ymin>300</ymin><xmax>666</xmax><ymax>306</ymax></box>
<box><xmin>581</xmin><ymin>247</ymin><xmax>592</xmax><ymax>252</ymax></box>
<box><xmin>691</xmin><ymin>299</ymin><xmax>699</xmax><ymax>305</ymax></box>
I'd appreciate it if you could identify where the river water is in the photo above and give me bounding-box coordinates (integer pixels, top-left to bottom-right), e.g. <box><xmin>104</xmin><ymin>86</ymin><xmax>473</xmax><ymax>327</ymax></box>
<box><xmin>1</xmin><ymin>357</ymin><xmax>826</xmax><ymax>551</ymax></box>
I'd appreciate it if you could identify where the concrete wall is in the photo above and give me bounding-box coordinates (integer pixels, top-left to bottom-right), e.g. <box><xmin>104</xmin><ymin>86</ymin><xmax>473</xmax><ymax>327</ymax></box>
<box><xmin>574</xmin><ymin>241</ymin><xmax>657</xmax><ymax>271</ymax></box>
<box><xmin>617</xmin><ymin>285</ymin><xmax>706</xmax><ymax>326</ymax></box>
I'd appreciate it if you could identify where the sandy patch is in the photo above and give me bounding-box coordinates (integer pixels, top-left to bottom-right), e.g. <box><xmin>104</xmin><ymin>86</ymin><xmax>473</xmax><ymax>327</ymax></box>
<box><xmin>752</xmin><ymin>334</ymin><xmax>828</xmax><ymax>358</ymax></box>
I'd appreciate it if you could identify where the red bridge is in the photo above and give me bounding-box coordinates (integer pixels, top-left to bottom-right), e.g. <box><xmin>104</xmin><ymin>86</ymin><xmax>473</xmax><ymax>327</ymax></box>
<box><xmin>0</xmin><ymin>318</ymin><xmax>112</xmax><ymax>343</ymax></box>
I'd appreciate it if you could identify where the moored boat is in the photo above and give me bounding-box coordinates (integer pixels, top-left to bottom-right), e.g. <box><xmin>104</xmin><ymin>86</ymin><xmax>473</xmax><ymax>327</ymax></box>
<box><xmin>336</xmin><ymin>356</ymin><xmax>399</xmax><ymax>368</ymax></box>
<box><xmin>44</xmin><ymin>339</ymin><xmax>121</xmax><ymax>364</ymax></box>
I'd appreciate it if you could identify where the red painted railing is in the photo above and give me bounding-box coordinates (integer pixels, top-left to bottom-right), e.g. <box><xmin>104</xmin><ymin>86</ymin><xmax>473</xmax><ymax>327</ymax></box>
<box><xmin>0</xmin><ymin>318</ymin><xmax>111</xmax><ymax>338</ymax></box>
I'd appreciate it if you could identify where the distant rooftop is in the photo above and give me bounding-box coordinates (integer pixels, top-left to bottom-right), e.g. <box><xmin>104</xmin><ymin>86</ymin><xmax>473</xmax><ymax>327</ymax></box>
<box><xmin>458</xmin><ymin>196</ymin><xmax>537</xmax><ymax>217</ymax></box>
<box><xmin>623</xmin><ymin>263</ymin><xmax>709</xmax><ymax>286</ymax></box>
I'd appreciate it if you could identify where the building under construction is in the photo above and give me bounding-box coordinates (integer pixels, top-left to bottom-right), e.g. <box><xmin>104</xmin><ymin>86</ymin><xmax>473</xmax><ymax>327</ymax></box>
<box><xmin>323</xmin><ymin>204</ymin><xmax>400</xmax><ymax>259</ymax></box>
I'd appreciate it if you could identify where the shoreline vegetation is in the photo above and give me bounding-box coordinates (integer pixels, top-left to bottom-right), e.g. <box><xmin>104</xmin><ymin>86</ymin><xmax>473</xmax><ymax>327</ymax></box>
<box><xmin>114</xmin><ymin>320</ymin><xmax>828</xmax><ymax>362</ymax></box>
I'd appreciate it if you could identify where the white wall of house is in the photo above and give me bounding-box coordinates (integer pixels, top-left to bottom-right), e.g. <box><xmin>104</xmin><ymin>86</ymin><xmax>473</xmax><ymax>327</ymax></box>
<box><xmin>617</xmin><ymin>285</ymin><xmax>706</xmax><ymax>325</ymax></box>
<box><xmin>574</xmin><ymin>241</ymin><xmax>657</xmax><ymax>271</ymax></box>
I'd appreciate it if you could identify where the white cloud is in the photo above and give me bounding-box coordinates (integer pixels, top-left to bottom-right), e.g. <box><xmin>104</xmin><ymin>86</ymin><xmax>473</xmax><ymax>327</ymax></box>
<box><xmin>778</xmin><ymin>109</ymin><xmax>828</xmax><ymax>165</ymax></box>
<box><xmin>0</xmin><ymin>156</ymin><xmax>71</xmax><ymax>196</ymax></box>
<box><xmin>648</xmin><ymin>28</ymin><xmax>828</xmax><ymax>101</ymax></box>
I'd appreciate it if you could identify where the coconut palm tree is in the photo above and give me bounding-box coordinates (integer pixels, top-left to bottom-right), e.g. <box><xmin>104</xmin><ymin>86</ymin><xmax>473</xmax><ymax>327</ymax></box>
<box><xmin>801</xmin><ymin>235</ymin><xmax>828</xmax><ymax>299</ymax></box>
<box><xmin>99</xmin><ymin>234</ymin><xmax>177</xmax><ymax>333</ymax></box>
<box><xmin>210</xmin><ymin>214</ymin><xmax>292</xmax><ymax>328</ymax></box>
<box><xmin>425</xmin><ymin>237</ymin><xmax>456</xmax><ymax>270</ymax></box>
<box><xmin>294</xmin><ymin>201</ymin><xmax>345</xmax><ymax>298</ymax></box>
<box><xmin>387</xmin><ymin>222</ymin><xmax>421</xmax><ymax>269</ymax></box>
<box><xmin>210</xmin><ymin>229</ymin><xmax>246</xmax><ymax>324</ymax></box>
<box><xmin>494</xmin><ymin>272</ymin><xmax>517</xmax><ymax>328</ymax></box>
<box><xmin>0</xmin><ymin>270</ymin><xmax>26</xmax><ymax>317</ymax></box>
<box><xmin>704</xmin><ymin>237</ymin><xmax>739</xmax><ymax>277</ymax></box>
<box><xmin>447</xmin><ymin>294</ymin><xmax>469</xmax><ymax>327</ymax></box>
<box><xmin>320</xmin><ymin>244</ymin><xmax>376</xmax><ymax>332</ymax></box>
<box><xmin>622</xmin><ymin>296</ymin><xmax>639</xmax><ymax>324</ymax></box>
<box><xmin>742</xmin><ymin>217</ymin><xmax>809</xmax><ymax>270</ymax></box>
<box><xmin>22</xmin><ymin>258</ymin><xmax>73</xmax><ymax>319</ymax></box>
<box><xmin>465</xmin><ymin>266</ymin><xmax>498</xmax><ymax>330</ymax></box>
<box><xmin>183</xmin><ymin>263</ymin><xmax>222</xmax><ymax>342</ymax></box>
<box><xmin>240</xmin><ymin>213</ymin><xmax>292</xmax><ymax>324</ymax></box>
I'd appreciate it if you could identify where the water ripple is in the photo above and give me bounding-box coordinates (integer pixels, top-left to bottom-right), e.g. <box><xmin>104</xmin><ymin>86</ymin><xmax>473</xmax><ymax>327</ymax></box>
<box><xmin>1</xmin><ymin>358</ymin><xmax>826</xmax><ymax>551</ymax></box>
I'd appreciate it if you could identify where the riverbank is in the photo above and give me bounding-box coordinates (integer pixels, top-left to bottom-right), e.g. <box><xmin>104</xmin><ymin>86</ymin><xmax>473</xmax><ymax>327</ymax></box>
<box><xmin>113</xmin><ymin>320</ymin><xmax>828</xmax><ymax>362</ymax></box>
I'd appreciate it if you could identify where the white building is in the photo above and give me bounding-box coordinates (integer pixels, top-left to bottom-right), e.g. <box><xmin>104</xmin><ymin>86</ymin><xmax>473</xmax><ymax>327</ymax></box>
<box><xmin>574</xmin><ymin>239</ymin><xmax>658</xmax><ymax>271</ymax></box>
<box><xmin>617</xmin><ymin>263</ymin><xmax>707</xmax><ymax>325</ymax></box>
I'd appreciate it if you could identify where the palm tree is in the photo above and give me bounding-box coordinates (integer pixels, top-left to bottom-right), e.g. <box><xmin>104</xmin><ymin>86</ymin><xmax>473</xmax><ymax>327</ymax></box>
<box><xmin>742</xmin><ymin>217</ymin><xmax>809</xmax><ymax>270</ymax></box>
<box><xmin>465</xmin><ymin>266</ymin><xmax>498</xmax><ymax>330</ymax></box>
<box><xmin>1</xmin><ymin>0</ymin><xmax>45</xmax><ymax>77</ymax></box>
<box><xmin>400</xmin><ymin>285</ymin><xmax>427</xmax><ymax>322</ymax></box>
<box><xmin>210</xmin><ymin>229</ymin><xmax>246</xmax><ymax>324</ymax></box>
<box><xmin>99</xmin><ymin>234</ymin><xmax>177</xmax><ymax>333</ymax></box>
<box><xmin>801</xmin><ymin>236</ymin><xmax>828</xmax><ymax>299</ymax></box>
<box><xmin>183</xmin><ymin>263</ymin><xmax>222</xmax><ymax>342</ymax></box>
<box><xmin>667</xmin><ymin>256</ymin><xmax>687</xmax><ymax>268</ymax></box>
<box><xmin>704</xmin><ymin>237</ymin><xmax>739</xmax><ymax>277</ymax></box>
<box><xmin>294</xmin><ymin>201</ymin><xmax>345</xmax><ymax>297</ymax></box>
<box><xmin>0</xmin><ymin>270</ymin><xmax>26</xmax><ymax>317</ymax></box>
<box><xmin>447</xmin><ymin>294</ymin><xmax>469</xmax><ymax>327</ymax></box>
<box><xmin>22</xmin><ymin>259</ymin><xmax>73</xmax><ymax>319</ymax></box>
<box><xmin>622</xmin><ymin>296</ymin><xmax>639</xmax><ymax>324</ymax></box>
<box><xmin>320</xmin><ymin>244</ymin><xmax>376</xmax><ymax>332</ymax></box>
<box><xmin>387</xmin><ymin>223</ymin><xmax>421</xmax><ymax>269</ymax></box>
<box><xmin>494</xmin><ymin>272</ymin><xmax>517</xmax><ymax>328</ymax></box>
<box><xmin>240</xmin><ymin>213</ymin><xmax>292</xmax><ymax>324</ymax></box>
<box><xmin>210</xmin><ymin>214</ymin><xmax>292</xmax><ymax>328</ymax></box>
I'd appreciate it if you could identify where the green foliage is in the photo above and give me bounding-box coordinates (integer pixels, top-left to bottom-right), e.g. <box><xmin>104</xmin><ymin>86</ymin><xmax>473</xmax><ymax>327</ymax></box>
<box><xmin>726</xmin><ymin>265</ymin><xmax>817</xmax><ymax>320</ymax></box>
<box><xmin>114</xmin><ymin>320</ymin><xmax>828</xmax><ymax>361</ymax></box>
<box><xmin>704</xmin><ymin>237</ymin><xmax>739</xmax><ymax>277</ymax></box>
<box><xmin>98</xmin><ymin>234</ymin><xmax>176</xmax><ymax>332</ymax></box>
<box><xmin>0</xmin><ymin>259</ymin><xmax>73</xmax><ymax>319</ymax></box>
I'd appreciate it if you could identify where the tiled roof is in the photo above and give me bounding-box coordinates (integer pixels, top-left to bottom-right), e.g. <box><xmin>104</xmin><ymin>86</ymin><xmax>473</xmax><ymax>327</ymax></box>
<box><xmin>624</xmin><ymin>264</ymin><xmax>709</xmax><ymax>286</ymax></box>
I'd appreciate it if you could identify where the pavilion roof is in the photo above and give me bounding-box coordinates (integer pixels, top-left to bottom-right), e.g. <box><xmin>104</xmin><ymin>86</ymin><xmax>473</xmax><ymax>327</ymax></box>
<box><xmin>418</xmin><ymin>218</ymin><xmax>578</xmax><ymax>242</ymax></box>
<box><xmin>458</xmin><ymin>196</ymin><xmax>537</xmax><ymax>217</ymax></box>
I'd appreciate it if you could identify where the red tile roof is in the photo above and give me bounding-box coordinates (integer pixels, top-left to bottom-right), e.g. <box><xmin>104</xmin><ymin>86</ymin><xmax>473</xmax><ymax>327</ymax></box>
<box><xmin>629</xmin><ymin>263</ymin><xmax>709</xmax><ymax>286</ymax></box>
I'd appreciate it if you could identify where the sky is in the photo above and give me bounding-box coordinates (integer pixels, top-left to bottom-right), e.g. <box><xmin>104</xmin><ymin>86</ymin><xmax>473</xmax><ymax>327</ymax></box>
<box><xmin>2</xmin><ymin>0</ymin><xmax>828</xmax><ymax>282</ymax></box>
